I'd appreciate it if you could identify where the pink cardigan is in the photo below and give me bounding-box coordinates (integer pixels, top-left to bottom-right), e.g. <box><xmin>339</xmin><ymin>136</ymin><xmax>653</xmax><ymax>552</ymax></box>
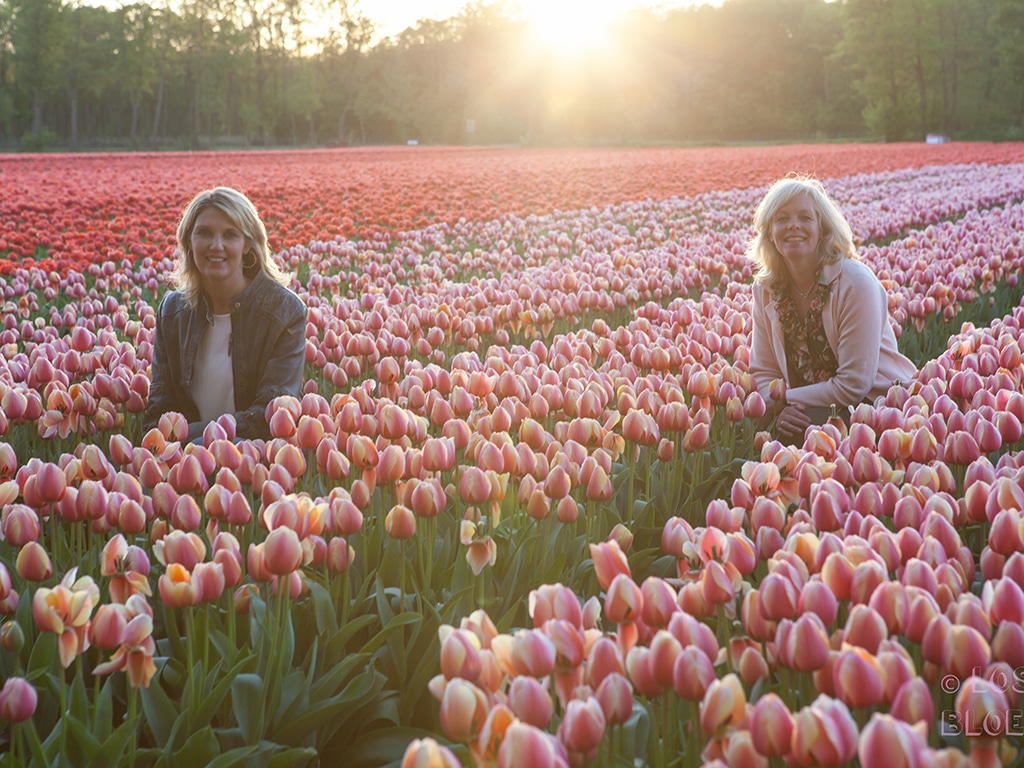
<box><xmin>749</xmin><ymin>258</ymin><xmax>917</xmax><ymax>409</ymax></box>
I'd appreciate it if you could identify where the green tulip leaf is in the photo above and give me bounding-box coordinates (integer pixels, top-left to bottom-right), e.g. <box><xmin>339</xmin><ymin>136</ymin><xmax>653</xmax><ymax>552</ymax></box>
<box><xmin>171</xmin><ymin>726</ymin><xmax>220</xmax><ymax>765</ymax></box>
<box><xmin>231</xmin><ymin>673</ymin><xmax>265</xmax><ymax>744</ymax></box>
<box><xmin>324</xmin><ymin>614</ymin><xmax>375</xmax><ymax>661</ymax></box>
<box><xmin>273</xmin><ymin>669</ymin><xmax>309</xmax><ymax>724</ymax></box>
<box><xmin>140</xmin><ymin>668</ymin><xmax>180</xmax><ymax>749</ymax></box>
<box><xmin>201</xmin><ymin>745</ymin><xmax>260</xmax><ymax>768</ymax></box>
<box><xmin>190</xmin><ymin>654</ymin><xmax>250</xmax><ymax>732</ymax></box>
<box><xmin>64</xmin><ymin>713</ymin><xmax>102</xmax><ymax>759</ymax></box>
<box><xmin>91</xmin><ymin>676</ymin><xmax>114</xmax><ymax>743</ymax></box>
<box><xmin>87</xmin><ymin>714</ymin><xmax>143</xmax><ymax>768</ymax></box>
<box><xmin>264</xmin><ymin>745</ymin><xmax>317</xmax><ymax>768</ymax></box>
<box><xmin>357</xmin><ymin>612</ymin><xmax>420</xmax><ymax>656</ymax></box>
<box><xmin>27</xmin><ymin>633</ymin><xmax>56</xmax><ymax>678</ymax></box>
<box><xmin>306</xmin><ymin>581</ymin><xmax>338</xmax><ymax>637</ymax></box>
<box><xmin>270</xmin><ymin>666</ymin><xmax>386</xmax><ymax>747</ymax></box>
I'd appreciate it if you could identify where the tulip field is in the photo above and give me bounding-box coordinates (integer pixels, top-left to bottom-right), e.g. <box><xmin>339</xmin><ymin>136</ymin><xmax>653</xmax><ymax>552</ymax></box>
<box><xmin>4</xmin><ymin>142</ymin><xmax>1024</xmax><ymax>768</ymax></box>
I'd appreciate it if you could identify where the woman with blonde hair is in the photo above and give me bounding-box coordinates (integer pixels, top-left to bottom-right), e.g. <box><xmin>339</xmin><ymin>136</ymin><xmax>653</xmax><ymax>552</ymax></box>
<box><xmin>143</xmin><ymin>186</ymin><xmax>306</xmax><ymax>441</ymax></box>
<box><xmin>747</xmin><ymin>176</ymin><xmax>916</xmax><ymax>438</ymax></box>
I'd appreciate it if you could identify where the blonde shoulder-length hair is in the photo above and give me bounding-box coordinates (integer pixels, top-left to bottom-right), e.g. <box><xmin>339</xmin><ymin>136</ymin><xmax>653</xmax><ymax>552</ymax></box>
<box><xmin>172</xmin><ymin>186</ymin><xmax>291</xmax><ymax>306</ymax></box>
<box><xmin>746</xmin><ymin>176</ymin><xmax>857</xmax><ymax>295</ymax></box>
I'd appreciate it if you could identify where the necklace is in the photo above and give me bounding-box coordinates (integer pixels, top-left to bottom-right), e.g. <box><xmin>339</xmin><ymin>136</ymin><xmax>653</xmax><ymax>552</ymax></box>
<box><xmin>793</xmin><ymin>274</ymin><xmax>819</xmax><ymax>298</ymax></box>
<box><xmin>794</xmin><ymin>283</ymin><xmax>815</xmax><ymax>298</ymax></box>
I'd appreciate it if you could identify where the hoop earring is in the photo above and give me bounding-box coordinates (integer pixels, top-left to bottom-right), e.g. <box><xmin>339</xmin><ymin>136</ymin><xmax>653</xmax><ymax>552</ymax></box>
<box><xmin>242</xmin><ymin>251</ymin><xmax>258</xmax><ymax>270</ymax></box>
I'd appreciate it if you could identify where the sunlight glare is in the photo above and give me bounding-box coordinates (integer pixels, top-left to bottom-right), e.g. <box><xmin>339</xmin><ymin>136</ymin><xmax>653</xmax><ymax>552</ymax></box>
<box><xmin>520</xmin><ymin>0</ymin><xmax>622</xmax><ymax>55</ymax></box>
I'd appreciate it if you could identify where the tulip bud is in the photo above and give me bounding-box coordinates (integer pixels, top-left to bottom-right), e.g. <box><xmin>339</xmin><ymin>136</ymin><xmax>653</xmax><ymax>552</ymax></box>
<box><xmin>0</xmin><ymin>620</ymin><xmax>25</xmax><ymax>653</ymax></box>
<box><xmin>0</xmin><ymin>677</ymin><xmax>37</xmax><ymax>723</ymax></box>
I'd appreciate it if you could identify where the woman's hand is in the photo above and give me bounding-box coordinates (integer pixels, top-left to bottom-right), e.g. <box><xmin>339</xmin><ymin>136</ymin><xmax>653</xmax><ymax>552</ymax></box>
<box><xmin>775</xmin><ymin>402</ymin><xmax>811</xmax><ymax>438</ymax></box>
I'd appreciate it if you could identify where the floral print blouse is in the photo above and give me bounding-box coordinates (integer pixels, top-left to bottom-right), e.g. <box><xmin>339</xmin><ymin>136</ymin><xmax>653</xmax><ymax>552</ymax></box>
<box><xmin>776</xmin><ymin>279</ymin><xmax>838</xmax><ymax>387</ymax></box>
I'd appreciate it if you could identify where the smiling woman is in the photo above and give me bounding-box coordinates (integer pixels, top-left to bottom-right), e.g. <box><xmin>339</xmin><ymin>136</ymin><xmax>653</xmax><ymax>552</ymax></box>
<box><xmin>143</xmin><ymin>187</ymin><xmax>307</xmax><ymax>442</ymax></box>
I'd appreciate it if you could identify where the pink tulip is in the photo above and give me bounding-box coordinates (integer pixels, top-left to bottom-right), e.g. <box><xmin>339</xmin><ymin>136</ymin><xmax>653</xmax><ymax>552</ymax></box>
<box><xmin>672</xmin><ymin>644</ymin><xmax>716</xmax><ymax>701</ymax></box>
<box><xmin>497</xmin><ymin>721</ymin><xmax>561</xmax><ymax>768</ymax></box>
<box><xmin>750</xmin><ymin>693</ymin><xmax>793</xmax><ymax>757</ymax></box>
<box><xmin>790</xmin><ymin>695</ymin><xmax>858</xmax><ymax>767</ymax></box>
<box><xmin>508</xmin><ymin>676</ymin><xmax>552</xmax><ymax>728</ymax></box>
<box><xmin>595</xmin><ymin>672</ymin><xmax>633</xmax><ymax>726</ymax></box>
<box><xmin>890</xmin><ymin>678</ymin><xmax>934</xmax><ymax>730</ymax></box>
<box><xmin>858</xmin><ymin>713</ymin><xmax>929</xmax><ymax>768</ymax></box>
<box><xmin>0</xmin><ymin>677</ymin><xmax>37</xmax><ymax>723</ymax></box>
<box><xmin>559</xmin><ymin>696</ymin><xmax>606</xmax><ymax>753</ymax></box>
<box><xmin>262</xmin><ymin>527</ymin><xmax>303</xmax><ymax>576</ymax></box>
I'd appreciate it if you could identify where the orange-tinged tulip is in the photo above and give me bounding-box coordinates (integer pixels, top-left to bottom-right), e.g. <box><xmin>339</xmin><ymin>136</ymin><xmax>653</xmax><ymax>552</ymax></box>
<box><xmin>439</xmin><ymin>677</ymin><xmax>489</xmax><ymax>743</ymax></box>
<box><xmin>833</xmin><ymin>645</ymin><xmax>886</xmax><ymax>709</ymax></box>
<box><xmin>440</xmin><ymin>627</ymin><xmax>482</xmax><ymax>682</ymax></box>
<box><xmin>400</xmin><ymin>737</ymin><xmax>461</xmax><ymax>768</ymax></box>
<box><xmin>385</xmin><ymin>504</ymin><xmax>417</xmax><ymax>540</ymax></box>
<box><xmin>700</xmin><ymin>673</ymin><xmax>746</xmax><ymax>737</ymax></box>
<box><xmin>466</xmin><ymin>537</ymin><xmax>497</xmax><ymax>575</ymax></box>
<box><xmin>16</xmin><ymin>541</ymin><xmax>52</xmax><ymax>582</ymax></box>
<box><xmin>590</xmin><ymin>539</ymin><xmax>631</xmax><ymax>591</ymax></box>
<box><xmin>159</xmin><ymin>562</ymin><xmax>202</xmax><ymax>608</ymax></box>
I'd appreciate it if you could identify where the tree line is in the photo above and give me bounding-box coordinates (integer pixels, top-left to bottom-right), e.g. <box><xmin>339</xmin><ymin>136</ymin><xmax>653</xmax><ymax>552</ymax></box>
<box><xmin>0</xmin><ymin>0</ymin><xmax>1021</xmax><ymax>150</ymax></box>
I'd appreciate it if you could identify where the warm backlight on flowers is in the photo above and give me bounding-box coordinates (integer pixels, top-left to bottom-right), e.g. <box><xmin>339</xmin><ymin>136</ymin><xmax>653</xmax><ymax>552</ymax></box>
<box><xmin>2</xmin><ymin>143</ymin><xmax>1024</xmax><ymax>767</ymax></box>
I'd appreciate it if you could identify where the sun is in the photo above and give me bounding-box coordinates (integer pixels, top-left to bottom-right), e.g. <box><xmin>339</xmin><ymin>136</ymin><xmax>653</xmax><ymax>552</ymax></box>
<box><xmin>520</xmin><ymin>0</ymin><xmax>629</xmax><ymax>55</ymax></box>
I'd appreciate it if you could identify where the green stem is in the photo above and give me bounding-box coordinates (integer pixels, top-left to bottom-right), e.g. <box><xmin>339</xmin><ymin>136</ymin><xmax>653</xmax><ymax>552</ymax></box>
<box><xmin>340</xmin><ymin>569</ymin><xmax>349</xmax><ymax>627</ymax></box>
<box><xmin>227</xmin><ymin>589</ymin><xmax>236</xmax><ymax>666</ymax></box>
<box><xmin>59</xmin><ymin>669</ymin><xmax>67</xmax><ymax>760</ymax></box>
<box><xmin>128</xmin><ymin>686</ymin><xmax>138</xmax><ymax>768</ymax></box>
<box><xmin>185</xmin><ymin>608</ymin><xmax>196</xmax><ymax>731</ymax></box>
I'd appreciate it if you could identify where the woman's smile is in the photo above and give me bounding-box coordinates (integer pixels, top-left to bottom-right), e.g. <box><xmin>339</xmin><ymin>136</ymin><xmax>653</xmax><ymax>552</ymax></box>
<box><xmin>191</xmin><ymin>207</ymin><xmax>249</xmax><ymax>298</ymax></box>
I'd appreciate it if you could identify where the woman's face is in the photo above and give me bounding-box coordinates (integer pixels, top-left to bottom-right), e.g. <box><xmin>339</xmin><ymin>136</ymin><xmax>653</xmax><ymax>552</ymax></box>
<box><xmin>190</xmin><ymin>206</ymin><xmax>248</xmax><ymax>295</ymax></box>
<box><xmin>770</xmin><ymin>192</ymin><xmax>821</xmax><ymax>269</ymax></box>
